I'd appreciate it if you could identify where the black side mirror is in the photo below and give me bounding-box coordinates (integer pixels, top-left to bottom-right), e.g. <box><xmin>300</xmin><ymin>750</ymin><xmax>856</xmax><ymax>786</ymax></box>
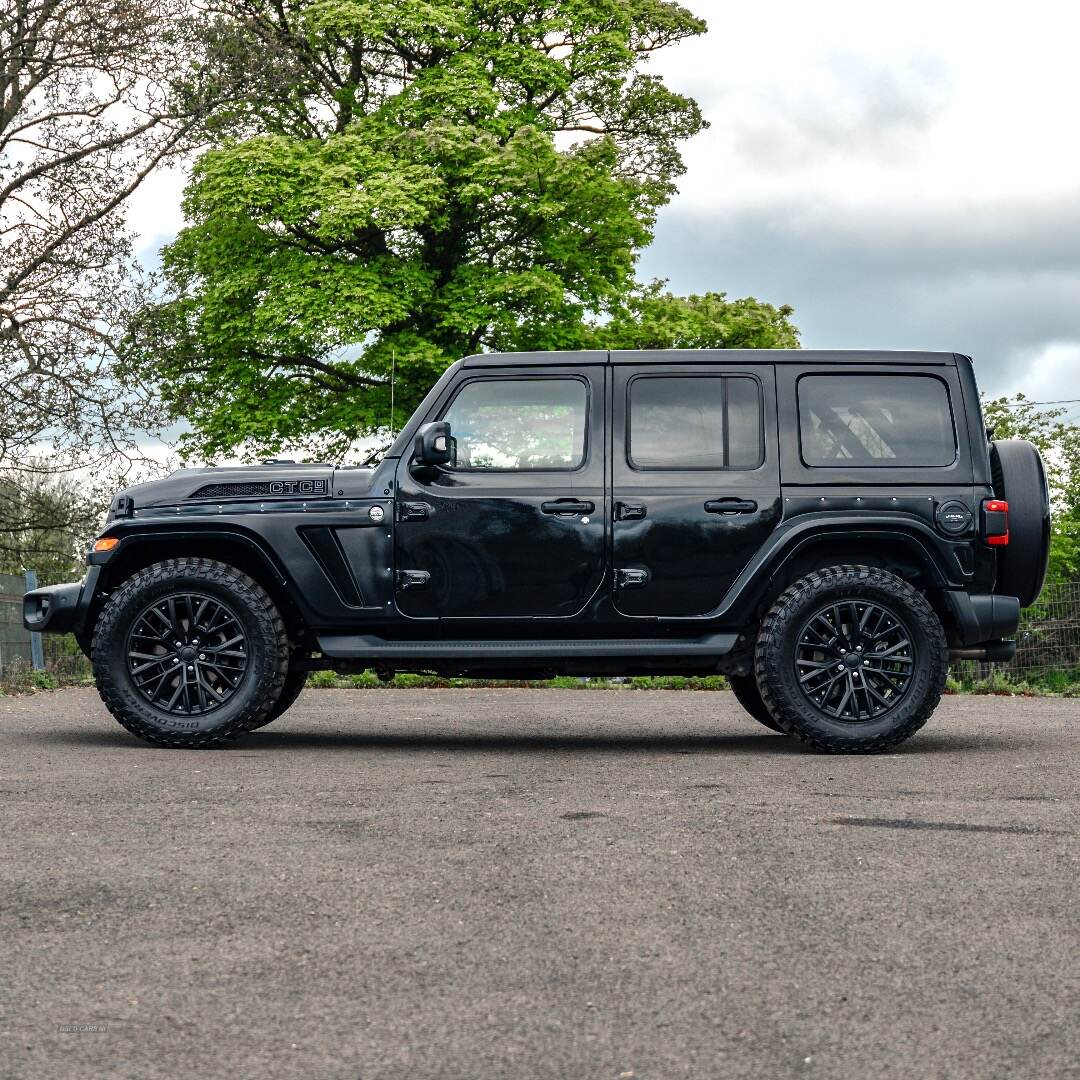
<box><xmin>414</xmin><ymin>421</ymin><xmax>454</xmax><ymax>468</ymax></box>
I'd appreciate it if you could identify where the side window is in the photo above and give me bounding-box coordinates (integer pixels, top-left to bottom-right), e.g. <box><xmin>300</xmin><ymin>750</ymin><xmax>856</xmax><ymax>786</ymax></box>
<box><xmin>628</xmin><ymin>375</ymin><xmax>763</xmax><ymax>470</ymax></box>
<box><xmin>798</xmin><ymin>374</ymin><xmax>956</xmax><ymax>467</ymax></box>
<box><xmin>442</xmin><ymin>377</ymin><xmax>587</xmax><ymax>470</ymax></box>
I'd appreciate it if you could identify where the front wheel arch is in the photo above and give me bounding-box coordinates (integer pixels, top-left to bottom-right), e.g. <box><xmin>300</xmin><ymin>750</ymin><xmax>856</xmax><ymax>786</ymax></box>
<box><xmin>92</xmin><ymin>532</ymin><xmax>307</xmax><ymax>647</ymax></box>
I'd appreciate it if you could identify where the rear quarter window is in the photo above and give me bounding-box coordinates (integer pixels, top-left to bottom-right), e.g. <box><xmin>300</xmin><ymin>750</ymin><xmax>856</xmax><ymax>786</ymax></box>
<box><xmin>798</xmin><ymin>374</ymin><xmax>957</xmax><ymax>467</ymax></box>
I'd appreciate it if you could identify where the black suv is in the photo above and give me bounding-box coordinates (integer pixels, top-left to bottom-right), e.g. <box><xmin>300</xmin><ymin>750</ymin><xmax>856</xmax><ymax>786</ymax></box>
<box><xmin>25</xmin><ymin>350</ymin><xmax>1050</xmax><ymax>752</ymax></box>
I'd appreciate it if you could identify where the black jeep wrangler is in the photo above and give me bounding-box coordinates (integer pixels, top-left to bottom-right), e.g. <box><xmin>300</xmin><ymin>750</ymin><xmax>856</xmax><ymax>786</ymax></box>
<box><xmin>25</xmin><ymin>350</ymin><xmax>1049</xmax><ymax>753</ymax></box>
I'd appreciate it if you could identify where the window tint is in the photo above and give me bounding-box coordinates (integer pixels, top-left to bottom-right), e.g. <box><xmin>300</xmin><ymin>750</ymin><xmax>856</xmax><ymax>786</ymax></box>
<box><xmin>628</xmin><ymin>376</ymin><xmax>763</xmax><ymax>470</ymax></box>
<box><xmin>798</xmin><ymin>374</ymin><xmax>955</xmax><ymax>467</ymax></box>
<box><xmin>443</xmin><ymin>378</ymin><xmax>587</xmax><ymax>470</ymax></box>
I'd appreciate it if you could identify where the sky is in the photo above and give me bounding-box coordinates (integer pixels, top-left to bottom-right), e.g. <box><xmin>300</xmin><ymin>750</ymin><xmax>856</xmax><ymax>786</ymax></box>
<box><xmin>125</xmin><ymin>0</ymin><xmax>1080</xmax><ymax>438</ymax></box>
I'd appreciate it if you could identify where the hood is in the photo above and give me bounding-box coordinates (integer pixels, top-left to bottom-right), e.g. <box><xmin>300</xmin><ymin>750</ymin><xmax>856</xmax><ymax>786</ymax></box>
<box><xmin>106</xmin><ymin>462</ymin><xmax>356</xmax><ymax>517</ymax></box>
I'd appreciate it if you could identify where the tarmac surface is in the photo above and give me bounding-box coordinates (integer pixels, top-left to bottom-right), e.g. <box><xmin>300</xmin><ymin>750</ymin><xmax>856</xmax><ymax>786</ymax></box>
<box><xmin>2</xmin><ymin>687</ymin><xmax>1077</xmax><ymax>1079</ymax></box>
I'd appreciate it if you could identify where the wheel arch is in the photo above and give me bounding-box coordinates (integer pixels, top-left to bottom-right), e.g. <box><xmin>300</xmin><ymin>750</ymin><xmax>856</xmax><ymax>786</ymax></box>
<box><xmin>728</xmin><ymin>522</ymin><xmax>955</xmax><ymax>635</ymax></box>
<box><xmin>87</xmin><ymin>528</ymin><xmax>308</xmax><ymax>646</ymax></box>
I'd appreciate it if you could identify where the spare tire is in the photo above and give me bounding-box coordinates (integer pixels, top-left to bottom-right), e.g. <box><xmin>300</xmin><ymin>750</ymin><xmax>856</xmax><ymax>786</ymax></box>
<box><xmin>990</xmin><ymin>439</ymin><xmax>1051</xmax><ymax>608</ymax></box>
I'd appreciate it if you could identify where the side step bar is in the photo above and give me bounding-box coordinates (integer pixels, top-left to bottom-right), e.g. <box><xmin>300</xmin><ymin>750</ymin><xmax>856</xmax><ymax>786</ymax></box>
<box><xmin>316</xmin><ymin>633</ymin><xmax>738</xmax><ymax>661</ymax></box>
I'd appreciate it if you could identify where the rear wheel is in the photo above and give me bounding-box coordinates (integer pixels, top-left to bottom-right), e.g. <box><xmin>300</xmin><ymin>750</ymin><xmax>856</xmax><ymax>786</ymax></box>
<box><xmin>727</xmin><ymin>673</ymin><xmax>785</xmax><ymax>733</ymax></box>
<box><xmin>755</xmin><ymin>565</ymin><xmax>947</xmax><ymax>753</ymax></box>
<box><xmin>91</xmin><ymin>558</ymin><xmax>289</xmax><ymax>747</ymax></box>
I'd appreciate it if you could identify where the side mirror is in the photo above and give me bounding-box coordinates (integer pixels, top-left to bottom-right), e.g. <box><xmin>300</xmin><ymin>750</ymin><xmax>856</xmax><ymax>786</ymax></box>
<box><xmin>413</xmin><ymin>421</ymin><xmax>454</xmax><ymax>468</ymax></box>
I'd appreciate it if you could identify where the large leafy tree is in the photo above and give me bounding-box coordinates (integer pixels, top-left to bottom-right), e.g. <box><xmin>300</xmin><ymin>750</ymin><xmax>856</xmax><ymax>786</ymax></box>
<box><xmin>134</xmin><ymin>0</ymin><xmax>798</xmax><ymax>461</ymax></box>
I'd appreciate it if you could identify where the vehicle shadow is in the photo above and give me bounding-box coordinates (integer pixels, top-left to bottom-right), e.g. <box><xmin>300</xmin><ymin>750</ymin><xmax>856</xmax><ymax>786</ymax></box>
<box><xmin>38</xmin><ymin>726</ymin><xmax>1014</xmax><ymax>756</ymax></box>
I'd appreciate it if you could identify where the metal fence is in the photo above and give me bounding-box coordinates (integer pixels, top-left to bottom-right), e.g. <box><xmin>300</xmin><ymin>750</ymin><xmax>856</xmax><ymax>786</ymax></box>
<box><xmin>0</xmin><ymin>572</ymin><xmax>91</xmax><ymax>682</ymax></box>
<box><xmin>1</xmin><ymin>572</ymin><xmax>1079</xmax><ymax>684</ymax></box>
<box><xmin>984</xmin><ymin>579</ymin><xmax>1080</xmax><ymax>678</ymax></box>
<box><xmin>0</xmin><ymin>572</ymin><xmax>37</xmax><ymax>678</ymax></box>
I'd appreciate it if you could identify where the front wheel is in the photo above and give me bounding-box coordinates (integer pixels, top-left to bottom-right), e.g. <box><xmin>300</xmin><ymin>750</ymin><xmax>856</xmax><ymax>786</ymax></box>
<box><xmin>755</xmin><ymin>565</ymin><xmax>947</xmax><ymax>754</ymax></box>
<box><xmin>91</xmin><ymin>558</ymin><xmax>289</xmax><ymax>747</ymax></box>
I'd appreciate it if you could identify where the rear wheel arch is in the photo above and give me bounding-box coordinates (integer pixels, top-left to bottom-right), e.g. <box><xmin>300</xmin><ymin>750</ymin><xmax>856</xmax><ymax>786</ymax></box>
<box><xmin>736</xmin><ymin>530</ymin><xmax>951</xmax><ymax>635</ymax></box>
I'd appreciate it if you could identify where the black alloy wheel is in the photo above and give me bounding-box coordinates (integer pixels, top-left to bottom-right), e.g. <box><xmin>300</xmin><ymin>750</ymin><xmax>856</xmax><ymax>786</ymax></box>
<box><xmin>794</xmin><ymin>600</ymin><xmax>914</xmax><ymax>722</ymax></box>
<box><xmin>92</xmin><ymin>558</ymin><xmax>289</xmax><ymax>747</ymax></box>
<box><xmin>125</xmin><ymin>592</ymin><xmax>249</xmax><ymax>716</ymax></box>
<box><xmin>754</xmin><ymin>565</ymin><xmax>947</xmax><ymax>753</ymax></box>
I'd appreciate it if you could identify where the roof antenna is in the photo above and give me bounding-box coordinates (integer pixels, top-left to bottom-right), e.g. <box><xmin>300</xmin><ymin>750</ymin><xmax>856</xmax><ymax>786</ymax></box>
<box><xmin>389</xmin><ymin>347</ymin><xmax>396</xmax><ymax>436</ymax></box>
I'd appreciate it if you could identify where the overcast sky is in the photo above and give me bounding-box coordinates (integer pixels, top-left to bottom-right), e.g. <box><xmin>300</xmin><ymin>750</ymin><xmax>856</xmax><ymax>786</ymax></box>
<box><xmin>126</xmin><ymin>0</ymin><xmax>1080</xmax><ymax>426</ymax></box>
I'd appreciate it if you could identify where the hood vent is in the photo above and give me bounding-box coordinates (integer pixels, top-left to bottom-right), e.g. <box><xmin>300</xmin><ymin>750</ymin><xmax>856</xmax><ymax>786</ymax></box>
<box><xmin>189</xmin><ymin>478</ymin><xmax>329</xmax><ymax>500</ymax></box>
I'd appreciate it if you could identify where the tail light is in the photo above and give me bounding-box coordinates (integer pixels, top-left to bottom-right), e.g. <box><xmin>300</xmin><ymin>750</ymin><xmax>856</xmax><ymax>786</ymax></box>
<box><xmin>981</xmin><ymin>498</ymin><xmax>1009</xmax><ymax>546</ymax></box>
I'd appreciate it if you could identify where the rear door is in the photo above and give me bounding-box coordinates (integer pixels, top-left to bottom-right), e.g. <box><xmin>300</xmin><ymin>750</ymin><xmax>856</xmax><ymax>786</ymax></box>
<box><xmin>394</xmin><ymin>365</ymin><xmax>606</xmax><ymax>620</ymax></box>
<box><xmin>610</xmin><ymin>359</ymin><xmax>781</xmax><ymax>618</ymax></box>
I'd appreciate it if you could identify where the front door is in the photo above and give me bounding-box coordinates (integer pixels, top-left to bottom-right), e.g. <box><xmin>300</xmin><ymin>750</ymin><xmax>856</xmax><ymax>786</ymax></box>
<box><xmin>610</xmin><ymin>360</ymin><xmax>782</xmax><ymax>618</ymax></box>
<box><xmin>394</xmin><ymin>366</ymin><xmax>606</xmax><ymax>620</ymax></box>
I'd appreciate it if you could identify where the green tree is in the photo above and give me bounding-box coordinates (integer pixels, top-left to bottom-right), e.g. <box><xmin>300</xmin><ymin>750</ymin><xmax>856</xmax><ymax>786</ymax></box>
<box><xmin>131</xmin><ymin>0</ymin><xmax>798</xmax><ymax>461</ymax></box>
<box><xmin>590</xmin><ymin>281</ymin><xmax>798</xmax><ymax>350</ymax></box>
<box><xmin>983</xmin><ymin>395</ymin><xmax>1080</xmax><ymax>583</ymax></box>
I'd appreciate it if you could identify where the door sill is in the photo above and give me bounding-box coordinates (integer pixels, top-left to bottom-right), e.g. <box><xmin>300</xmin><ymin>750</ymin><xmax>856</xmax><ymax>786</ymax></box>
<box><xmin>316</xmin><ymin>633</ymin><xmax>738</xmax><ymax>660</ymax></box>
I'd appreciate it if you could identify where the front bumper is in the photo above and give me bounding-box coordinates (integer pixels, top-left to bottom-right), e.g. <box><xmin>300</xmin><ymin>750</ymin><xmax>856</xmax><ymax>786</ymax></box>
<box><xmin>22</xmin><ymin>568</ymin><xmax>99</xmax><ymax>636</ymax></box>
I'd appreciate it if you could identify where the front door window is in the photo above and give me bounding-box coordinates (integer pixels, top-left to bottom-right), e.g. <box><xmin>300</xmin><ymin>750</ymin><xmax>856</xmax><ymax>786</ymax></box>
<box><xmin>442</xmin><ymin>378</ymin><xmax>588</xmax><ymax>471</ymax></box>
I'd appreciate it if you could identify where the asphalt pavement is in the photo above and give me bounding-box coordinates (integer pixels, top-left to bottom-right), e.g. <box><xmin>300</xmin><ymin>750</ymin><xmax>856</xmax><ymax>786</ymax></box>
<box><xmin>2</xmin><ymin>687</ymin><xmax>1077</xmax><ymax>1080</ymax></box>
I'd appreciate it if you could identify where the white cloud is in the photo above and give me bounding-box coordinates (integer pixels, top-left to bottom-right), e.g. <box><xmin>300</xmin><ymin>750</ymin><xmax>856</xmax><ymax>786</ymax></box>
<box><xmin>1001</xmin><ymin>342</ymin><xmax>1080</xmax><ymax>404</ymax></box>
<box><xmin>636</xmin><ymin>0</ymin><xmax>1080</xmax><ymax>399</ymax></box>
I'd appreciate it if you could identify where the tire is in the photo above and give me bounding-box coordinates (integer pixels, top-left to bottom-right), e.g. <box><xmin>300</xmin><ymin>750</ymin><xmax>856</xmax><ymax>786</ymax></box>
<box><xmin>990</xmin><ymin>439</ymin><xmax>1051</xmax><ymax>607</ymax></box>
<box><xmin>755</xmin><ymin>565</ymin><xmax>948</xmax><ymax>754</ymax></box>
<box><xmin>91</xmin><ymin>558</ymin><xmax>289</xmax><ymax>748</ymax></box>
<box><xmin>728</xmin><ymin>673</ymin><xmax>785</xmax><ymax>733</ymax></box>
<box><xmin>244</xmin><ymin>660</ymin><xmax>307</xmax><ymax>730</ymax></box>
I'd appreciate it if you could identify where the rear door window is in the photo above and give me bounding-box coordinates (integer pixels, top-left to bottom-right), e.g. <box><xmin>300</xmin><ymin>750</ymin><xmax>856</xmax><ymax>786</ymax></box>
<box><xmin>628</xmin><ymin>375</ymin><xmax>763</xmax><ymax>470</ymax></box>
<box><xmin>798</xmin><ymin>374</ymin><xmax>956</xmax><ymax>467</ymax></box>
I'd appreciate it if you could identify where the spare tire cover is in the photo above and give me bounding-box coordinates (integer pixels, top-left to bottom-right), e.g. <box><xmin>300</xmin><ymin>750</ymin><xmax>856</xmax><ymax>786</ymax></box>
<box><xmin>990</xmin><ymin>439</ymin><xmax>1051</xmax><ymax>607</ymax></box>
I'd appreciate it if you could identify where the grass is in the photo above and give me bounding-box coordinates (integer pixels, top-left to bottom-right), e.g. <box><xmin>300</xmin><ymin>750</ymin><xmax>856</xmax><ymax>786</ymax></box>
<box><xmin>4</xmin><ymin>667</ymin><xmax>1078</xmax><ymax>697</ymax></box>
<box><xmin>304</xmin><ymin>669</ymin><xmax>732</xmax><ymax>692</ymax></box>
<box><xmin>945</xmin><ymin>666</ymin><xmax>1080</xmax><ymax>697</ymax></box>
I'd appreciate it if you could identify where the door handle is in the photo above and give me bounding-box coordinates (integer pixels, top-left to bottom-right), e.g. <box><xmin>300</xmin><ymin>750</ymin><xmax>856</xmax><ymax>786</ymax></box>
<box><xmin>615</xmin><ymin>568</ymin><xmax>650</xmax><ymax>589</ymax></box>
<box><xmin>398</xmin><ymin>501</ymin><xmax>430</xmax><ymax>521</ymax></box>
<box><xmin>395</xmin><ymin>569</ymin><xmax>431</xmax><ymax>590</ymax></box>
<box><xmin>541</xmin><ymin>499</ymin><xmax>595</xmax><ymax>515</ymax></box>
<box><xmin>704</xmin><ymin>498</ymin><xmax>758</xmax><ymax>514</ymax></box>
<box><xmin>615</xmin><ymin>502</ymin><xmax>647</xmax><ymax>521</ymax></box>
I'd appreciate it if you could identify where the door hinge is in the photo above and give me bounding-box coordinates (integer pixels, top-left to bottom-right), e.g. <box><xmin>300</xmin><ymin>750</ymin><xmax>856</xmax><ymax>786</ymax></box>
<box><xmin>614</xmin><ymin>502</ymin><xmax>646</xmax><ymax>521</ymax></box>
<box><xmin>614</xmin><ymin>567</ymin><xmax>650</xmax><ymax>590</ymax></box>
<box><xmin>395</xmin><ymin>570</ymin><xmax>431</xmax><ymax>591</ymax></box>
<box><xmin>398</xmin><ymin>501</ymin><xmax>430</xmax><ymax>521</ymax></box>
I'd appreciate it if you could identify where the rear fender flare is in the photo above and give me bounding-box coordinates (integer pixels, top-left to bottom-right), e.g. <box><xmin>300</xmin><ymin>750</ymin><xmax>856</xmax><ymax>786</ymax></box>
<box><xmin>714</xmin><ymin>514</ymin><xmax>957</xmax><ymax>623</ymax></box>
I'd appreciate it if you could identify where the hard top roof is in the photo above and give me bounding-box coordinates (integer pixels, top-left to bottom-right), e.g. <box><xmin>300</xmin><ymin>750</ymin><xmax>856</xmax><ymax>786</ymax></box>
<box><xmin>461</xmin><ymin>349</ymin><xmax>964</xmax><ymax>367</ymax></box>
